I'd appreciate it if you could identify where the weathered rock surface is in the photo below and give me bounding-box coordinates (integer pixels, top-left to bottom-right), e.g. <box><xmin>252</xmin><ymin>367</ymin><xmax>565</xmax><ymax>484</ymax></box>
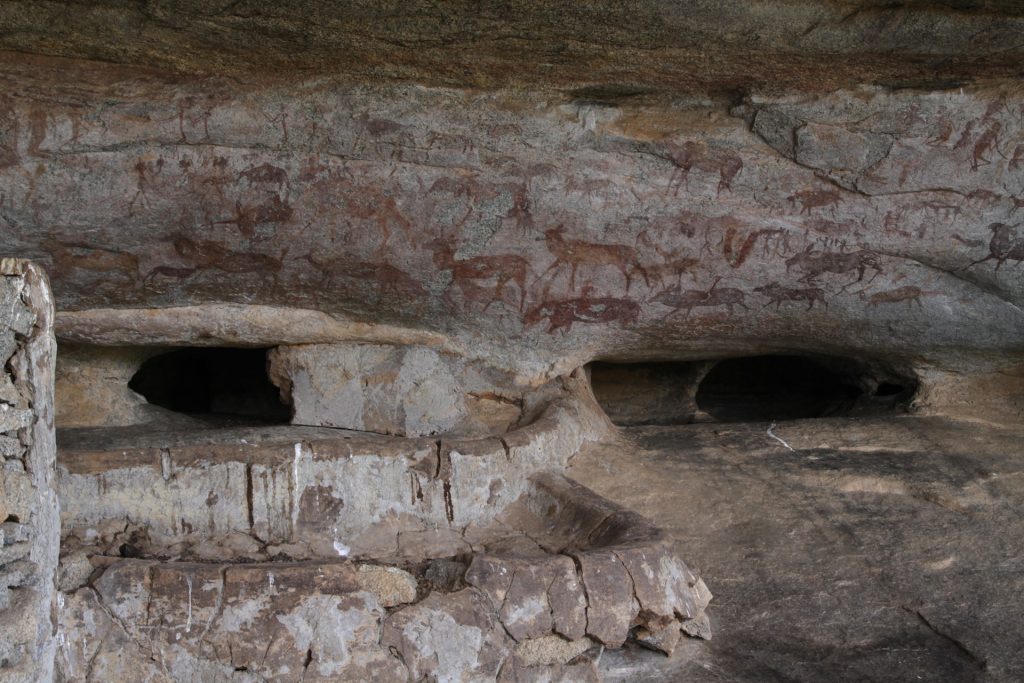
<box><xmin>355</xmin><ymin>564</ymin><xmax>417</xmax><ymax>607</ymax></box>
<box><xmin>48</xmin><ymin>368</ymin><xmax>710</xmax><ymax>682</ymax></box>
<box><xmin>571</xmin><ymin>418</ymin><xmax>1024</xmax><ymax>681</ymax></box>
<box><xmin>54</xmin><ymin>344</ymin><xmax>193</xmax><ymax>428</ymax></box>
<box><xmin>3</xmin><ymin>61</ymin><xmax>1023</xmax><ymax>422</ymax></box>
<box><xmin>56</xmin><ymin>373</ymin><xmax>610</xmax><ymax>561</ymax></box>
<box><xmin>0</xmin><ymin>2</ymin><xmax>1022</xmax><ymax>91</ymax></box>
<box><xmin>4</xmin><ymin>3</ymin><xmax>1024</xmax><ymax>680</ymax></box>
<box><xmin>53</xmin><ymin>468</ymin><xmax>711</xmax><ymax>682</ymax></box>
<box><xmin>0</xmin><ymin>260</ymin><xmax>57</xmax><ymax>683</ymax></box>
<box><xmin>57</xmin><ymin>560</ymin><xmax>410</xmax><ymax>682</ymax></box>
<box><xmin>382</xmin><ymin>588</ymin><xmax>511</xmax><ymax>682</ymax></box>
<box><xmin>269</xmin><ymin>342</ymin><xmax>523</xmax><ymax>437</ymax></box>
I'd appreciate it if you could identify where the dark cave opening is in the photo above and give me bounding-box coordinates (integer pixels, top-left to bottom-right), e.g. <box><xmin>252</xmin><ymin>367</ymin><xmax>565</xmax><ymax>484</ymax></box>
<box><xmin>588</xmin><ymin>361</ymin><xmax>708</xmax><ymax>426</ymax></box>
<box><xmin>589</xmin><ymin>355</ymin><xmax>916</xmax><ymax>425</ymax></box>
<box><xmin>127</xmin><ymin>347</ymin><xmax>290</xmax><ymax>423</ymax></box>
<box><xmin>695</xmin><ymin>355</ymin><xmax>862</xmax><ymax>422</ymax></box>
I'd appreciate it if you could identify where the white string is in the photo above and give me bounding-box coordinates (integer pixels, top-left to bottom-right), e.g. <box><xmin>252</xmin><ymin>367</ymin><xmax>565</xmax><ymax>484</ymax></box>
<box><xmin>767</xmin><ymin>422</ymin><xmax>795</xmax><ymax>452</ymax></box>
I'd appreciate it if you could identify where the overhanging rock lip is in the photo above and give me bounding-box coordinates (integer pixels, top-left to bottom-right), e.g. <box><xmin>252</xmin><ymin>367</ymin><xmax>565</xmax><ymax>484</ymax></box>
<box><xmin>55</xmin><ymin>304</ymin><xmax>457</xmax><ymax>350</ymax></box>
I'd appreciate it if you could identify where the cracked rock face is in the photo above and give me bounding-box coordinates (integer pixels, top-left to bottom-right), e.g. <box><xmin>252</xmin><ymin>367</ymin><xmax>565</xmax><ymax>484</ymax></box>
<box><xmin>3</xmin><ymin>3</ymin><xmax>1024</xmax><ymax>681</ymax></box>
<box><xmin>3</xmin><ymin>64</ymin><xmax>1023</xmax><ymax>421</ymax></box>
<box><xmin>268</xmin><ymin>342</ymin><xmax>523</xmax><ymax>437</ymax></box>
<box><xmin>0</xmin><ymin>261</ymin><xmax>57</xmax><ymax>683</ymax></box>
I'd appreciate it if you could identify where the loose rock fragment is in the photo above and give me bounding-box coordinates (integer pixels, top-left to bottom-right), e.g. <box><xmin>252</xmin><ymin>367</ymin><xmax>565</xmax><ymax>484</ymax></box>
<box><xmin>514</xmin><ymin>634</ymin><xmax>593</xmax><ymax>667</ymax></box>
<box><xmin>356</xmin><ymin>563</ymin><xmax>418</xmax><ymax>607</ymax></box>
<box><xmin>634</xmin><ymin>621</ymin><xmax>683</xmax><ymax>655</ymax></box>
<box><xmin>681</xmin><ymin>612</ymin><xmax>713</xmax><ymax>641</ymax></box>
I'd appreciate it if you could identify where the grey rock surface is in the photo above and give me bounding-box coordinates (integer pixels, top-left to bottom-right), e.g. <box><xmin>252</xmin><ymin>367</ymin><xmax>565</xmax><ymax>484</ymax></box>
<box><xmin>3</xmin><ymin>3</ymin><xmax>1024</xmax><ymax>680</ymax></box>
<box><xmin>1</xmin><ymin>64</ymin><xmax>1021</xmax><ymax>422</ymax></box>
<box><xmin>0</xmin><ymin>261</ymin><xmax>57</xmax><ymax>683</ymax></box>
<box><xmin>269</xmin><ymin>342</ymin><xmax>522</xmax><ymax>437</ymax></box>
<box><xmin>570</xmin><ymin>417</ymin><xmax>1024</xmax><ymax>682</ymax></box>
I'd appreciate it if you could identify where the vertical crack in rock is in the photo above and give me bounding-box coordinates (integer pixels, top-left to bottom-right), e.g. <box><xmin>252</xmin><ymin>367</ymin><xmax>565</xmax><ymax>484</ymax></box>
<box><xmin>259</xmin><ymin>634</ymin><xmax>277</xmax><ymax>670</ymax></box>
<box><xmin>90</xmin><ymin>582</ymin><xmax>154</xmax><ymax>663</ymax></box>
<box><xmin>443</xmin><ymin>480</ymin><xmax>455</xmax><ymax>525</ymax></box>
<box><xmin>565</xmin><ymin>553</ymin><xmax>592</xmax><ymax>636</ymax></box>
<box><xmin>409</xmin><ymin>471</ymin><xmax>425</xmax><ymax>505</ymax></box>
<box><xmin>543</xmin><ymin>571</ymin><xmax>560</xmax><ymax>639</ymax></box>
<box><xmin>82</xmin><ymin>627</ymin><xmax>106</xmax><ymax>683</ymax></box>
<box><xmin>290</xmin><ymin>441</ymin><xmax>309</xmax><ymax>535</ymax></box>
<box><xmin>612</xmin><ymin>550</ymin><xmax>642</xmax><ymax>616</ymax></box>
<box><xmin>436</xmin><ymin>440</ymin><xmax>455</xmax><ymax>524</ymax></box>
<box><xmin>245</xmin><ymin>463</ymin><xmax>255</xmax><ymax>532</ymax></box>
<box><xmin>185</xmin><ymin>573</ymin><xmax>194</xmax><ymax>634</ymax></box>
<box><xmin>494</xmin><ymin>569</ymin><xmax>521</xmax><ymax>644</ymax></box>
<box><xmin>302</xmin><ymin>647</ymin><xmax>313</xmax><ymax>678</ymax></box>
<box><xmin>143</xmin><ymin>564</ymin><xmax>155</xmax><ymax>637</ymax></box>
<box><xmin>902</xmin><ymin>606</ymin><xmax>987</xmax><ymax>670</ymax></box>
<box><xmin>433</xmin><ymin>440</ymin><xmax>444</xmax><ymax>479</ymax></box>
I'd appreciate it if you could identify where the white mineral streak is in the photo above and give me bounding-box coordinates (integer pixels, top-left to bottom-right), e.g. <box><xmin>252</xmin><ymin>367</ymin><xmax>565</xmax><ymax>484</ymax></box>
<box><xmin>185</xmin><ymin>575</ymin><xmax>194</xmax><ymax>633</ymax></box>
<box><xmin>292</xmin><ymin>442</ymin><xmax>304</xmax><ymax>532</ymax></box>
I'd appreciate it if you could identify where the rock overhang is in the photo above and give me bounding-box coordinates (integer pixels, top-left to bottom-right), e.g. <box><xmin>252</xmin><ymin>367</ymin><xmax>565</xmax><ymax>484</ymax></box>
<box><xmin>1</xmin><ymin>1</ymin><xmax>1024</xmax><ymax>92</ymax></box>
<box><xmin>2</xmin><ymin>3</ymin><xmax>1024</xmax><ymax>680</ymax></box>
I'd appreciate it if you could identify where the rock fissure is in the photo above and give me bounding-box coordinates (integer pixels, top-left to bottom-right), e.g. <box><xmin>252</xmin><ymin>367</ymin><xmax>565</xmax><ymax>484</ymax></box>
<box><xmin>902</xmin><ymin>605</ymin><xmax>987</xmax><ymax>670</ymax></box>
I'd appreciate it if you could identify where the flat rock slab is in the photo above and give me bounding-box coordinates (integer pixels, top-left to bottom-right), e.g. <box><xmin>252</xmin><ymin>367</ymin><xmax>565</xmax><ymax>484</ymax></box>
<box><xmin>569</xmin><ymin>416</ymin><xmax>1024</xmax><ymax>682</ymax></box>
<box><xmin>269</xmin><ymin>343</ymin><xmax>469</xmax><ymax>437</ymax></box>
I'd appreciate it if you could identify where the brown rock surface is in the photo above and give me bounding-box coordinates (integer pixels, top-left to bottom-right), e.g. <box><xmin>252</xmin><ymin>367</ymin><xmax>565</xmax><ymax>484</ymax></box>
<box><xmin>59</xmin><ymin>559</ymin><xmax>411</xmax><ymax>682</ymax></box>
<box><xmin>0</xmin><ymin>2</ymin><xmax>1022</xmax><ymax>91</ymax></box>
<box><xmin>54</xmin><ymin>344</ymin><xmax>188</xmax><ymax>428</ymax></box>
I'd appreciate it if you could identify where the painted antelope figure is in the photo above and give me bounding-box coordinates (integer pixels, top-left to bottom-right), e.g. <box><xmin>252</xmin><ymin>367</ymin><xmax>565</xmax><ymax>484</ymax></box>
<box><xmin>753</xmin><ymin>282</ymin><xmax>827</xmax><ymax>310</ymax></box>
<box><xmin>651</xmin><ymin>277</ymin><xmax>748</xmax><ymax>317</ymax></box>
<box><xmin>635</xmin><ymin>231</ymin><xmax>700</xmax><ymax>287</ymax></box>
<box><xmin>644</xmin><ymin>250</ymin><xmax>700</xmax><ymax>287</ymax></box>
<box><xmin>426</xmin><ymin>238</ymin><xmax>530</xmax><ymax>311</ymax></box>
<box><xmin>788</xmin><ymin>188</ymin><xmax>845</xmax><ymax>215</ymax></box>
<box><xmin>866</xmin><ymin>285</ymin><xmax>937</xmax><ymax>308</ymax></box>
<box><xmin>538</xmin><ymin>225</ymin><xmax>649</xmax><ymax>291</ymax></box>
<box><xmin>523</xmin><ymin>291</ymin><xmax>640</xmax><ymax>333</ymax></box>
<box><xmin>971</xmin><ymin>122</ymin><xmax>1002</xmax><ymax>171</ymax></box>
<box><xmin>662</xmin><ymin>140</ymin><xmax>744</xmax><ymax>195</ymax></box>
<box><xmin>784</xmin><ymin>246</ymin><xmax>883</xmax><ymax>286</ymax></box>
<box><xmin>45</xmin><ymin>240</ymin><xmax>140</xmax><ymax>283</ymax></box>
<box><xmin>169</xmin><ymin>236</ymin><xmax>288</xmax><ymax>284</ymax></box>
<box><xmin>296</xmin><ymin>253</ymin><xmax>425</xmax><ymax>300</ymax></box>
<box><xmin>963</xmin><ymin>222</ymin><xmax>1024</xmax><ymax>270</ymax></box>
<box><xmin>722</xmin><ymin>226</ymin><xmax>789</xmax><ymax>268</ymax></box>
